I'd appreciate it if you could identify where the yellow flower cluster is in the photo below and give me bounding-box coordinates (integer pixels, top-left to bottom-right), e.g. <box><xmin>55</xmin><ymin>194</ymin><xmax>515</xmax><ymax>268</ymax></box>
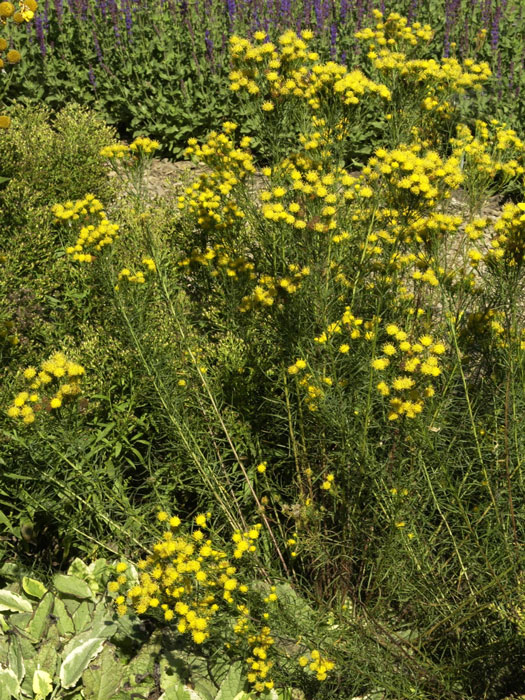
<box><xmin>100</xmin><ymin>136</ymin><xmax>160</xmax><ymax>160</ymax></box>
<box><xmin>450</xmin><ymin>120</ymin><xmax>525</xmax><ymax>183</ymax></box>
<box><xmin>244</xmin><ymin>624</ymin><xmax>276</xmax><ymax>692</ymax></box>
<box><xmin>6</xmin><ymin>352</ymin><xmax>85</xmax><ymax>423</ymax></box>
<box><xmin>361</xmin><ymin>143</ymin><xmax>464</xmax><ymax>206</ymax></box>
<box><xmin>0</xmin><ymin>40</ymin><xmax>20</xmax><ymax>67</ymax></box>
<box><xmin>406</xmin><ymin>212</ymin><xmax>463</xmax><ymax>246</ymax></box>
<box><xmin>357</xmin><ymin>12</ymin><xmax>490</xmax><ymax>96</ymax></box>
<box><xmin>298</xmin><ymin>649</ymin><xmax>335</xmax><ymax>681</ymax></box>
<box><xmin>229</xmin><ymin>29</ymin><xmax>390</xmax><ymax>111</ymax></box>
<box><xmin>239</xmin><ymin>265</ymin><xmax>310</xmax><ymax>312</ymax></box>
<box><xmin>372</xmin><ymin>325</ymin><xmax>445</xmax><ymax>419</ymax></box>
<box><xmin>177</xmin><ymin>244</ymin><xmax>255</xmax><ymax>280</ymax></box>
<box><xmin>298</xmin><ymin>115</ymin><xmax>347</xmax><ymax>160</ymax></box>
<box><xmin>355</xmin><ymin>10</ymin><xmax>433</xmax><ymax>49</ymax></box>
<box><xmin>178</xmin><ymin>124</ymin><xmax>255</xmax><ymax>230</ymax></box>
<box><xmin>484</xmin><ymin>202</ymin><xmax>525</xmax><ymax>267</ymax></box>
<box><xmin>461</xmin><ymin>309</ymin><xmax>507</xmax><ymax>350</ymax></box>
<box><xmin>314</xmin><ymin>307</ymin><xmax>366</xmax><ymax>345</ymax></box>
<box><xmin>52</xmin><ymin>194</ymin><xmax>119</xmax><ymax>263</ymax></box>
<box><xmin>109</xmin><ymin>512</ymin><xmax>262</xmax><ymax>640</ymax></box>
<box><xmin>0</xmin><ymin>0</ymin><xmax>36</xmax><ymax>23</ymax></box>
<box><xmin>257</xmin><ymin>156</ymin><xmax>352</xmax><ymax>233</ymax></box>
<box><xmin>108</xmin><ymin>514</ymin><xmax>331</xmax><ymax>692</ymax></box>
<box><xmin>116</xmin><ymin>258</ymin><xmax>156</xmax><ymax>288</ymax></box>
<box><xmin>287</xmin><ymin>361</ymin><xmax>334</xmax><ymax>412</ymax></box>
<box><xmin>0</xmin><ymin>0</ymin><xmax>37</xmax><ymax>126</ymax></box>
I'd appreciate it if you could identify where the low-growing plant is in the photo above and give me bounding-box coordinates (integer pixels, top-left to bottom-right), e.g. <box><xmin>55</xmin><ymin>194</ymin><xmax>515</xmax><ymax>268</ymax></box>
<box><xmin>0</xmin><ymin>560</ymin><xmax>307</xmax><ymax>700</ymax></box>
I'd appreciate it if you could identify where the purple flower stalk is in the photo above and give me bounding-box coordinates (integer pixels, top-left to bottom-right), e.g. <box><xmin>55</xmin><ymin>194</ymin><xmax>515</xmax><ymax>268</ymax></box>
<box><xmin>330</xmin><ymin>22</ymin><xmax>337</xmax><ymax>58</ymax></box>
<box><xmin>34</xmin><ymin>16</ymin><xmax>46</xmax><ymax>57</ymax></box>
<box><xmin>314</xmin><ymin>0</ymin><xmax>323</xmax><ymax>31</ymax></box>
<box><xmin>88</xmin><ymin>65</ymin><xmax>97</xmax><ymax>89</ymax></box>
<box><xmin>491</xmin><ymin>5</ymin><xmax>501</xmax><ymax>52</ymax></box>
<box><xmin>93</xmin><ymin>30</ymin><xmax>104</xmax><ymax>63</ymax></box>
<box><xmin>227</xmin><ymin>0</ymin><xmax>236</xmax><ymax>26</ymax></box>
<box><xmin>54</xmin><ymin>0</ymin><xmax>63</xmax><ymax>22</ymax></box>
<box><xmin>205</xmin><ymin>28</ymin><xmax>214</xmax><ymax>66</ymax></box>
<box><xmin>123</xmin><ymin>0</ymin><xmax>133</xmax><ymax>38</ymax></box>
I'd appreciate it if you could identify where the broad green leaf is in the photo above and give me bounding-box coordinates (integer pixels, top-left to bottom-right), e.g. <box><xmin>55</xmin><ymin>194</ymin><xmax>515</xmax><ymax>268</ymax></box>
<box><xmin>36</xmin><ymin>640</ymin><xmax>58</xmax><ymax>680</ymax></box>
<box><xmin>22</xmin><ymin>578</ymin><xmax>47</xmax><ymax>600</ymax></box>
<box><xmin>82</xmin><ymin>645</ymin><xmax>123</xmax><ymax>700</ymax></box>
<box><xmin>53</xmin><ymin>574</ymin><xmax>93</xmax><ymax>600</ymax></box>
<box><xmin>20</xmin><ymin>656</ymin><xmax>37</xmax><ymax>697</ymax></box>
<box><xmin>0</xmin><ymin>667</ymin><xmax>20</xmax><ymax>698</ymax></box>
<box><xmin>67</xmin><ymin>558</ymin><xmax>90</xmax><ymax>580</ymax></box>
<box><xmin>258</xmin><ymin>690</ymin><xmax>279</xmax><ymax>700</ymax></box>
<box><xmin>193</xmin><ymin>676</ymin><xmax>218</xmax><ymax>700</ymax></box>
<box><xmin>63</xmin><ymin>598</ymin><xmax>81</xmax><ymax>617</ymax></box>
<box><xmin>27</xmin><ymin>593</ymin><xmax>54</xmax><ymax>642</ymax></box>
<box><xmin>59</xmin><ymin>637</ymin><xmax>105</xmax><ymax>688</ymax></box>
<box><xmin>8</xmin><ymin>612</ymin><xmax>32</xmax><ymax>631</ymax></box>
<box><xmin>0</xmin><ymin>616</ymin><xmax>8</xmax><ymax>633</ymax></box>
<box><xmin>7</xmin><ymin>636</ymin><xmax>25</xmax><ymax>683</ymax></box>
<box><xmin>0</xmin><ymin>590</ymin><xmax>32</xmax><ymax>613</ymax></box>
<box><xmin>72</xmin><ymin>601</ymin><xmax>93</xmax><ymax>634</ymax></box>
<box><xmin>159</xmin><ymin>655</ymin><xmax>185</xmax><ymax>691</ymax></box>
<box><xmin>123</xmin><ymin>635</ymin><xmax>161</xmax><ymax>683</ymax></box>
<box><xmin>53</xmin><ymin>597</ymin><xmax>75</xmax><ymax>637</ymax></box>
<box><xmin>161</xmin><ymin>681</ymin><xmax>194</xmax><ymax>700</ymax></box>
<box><xmin>0</xmin><ymin>637</ymin><xmax>8</xmax><ymax>665</ymax></box>
<box><xmin>16</xmin><ymin>635</ymin><xmax>36</xmax><ymax>661</ymax></box>
<box><xmin>216</xmin><ymin>662</ymin><xmax>244</xmax><ymax>700</ymax></box>
<box><xmin>33</xmin><ymin>669</ymin><xmax>53</xmax><ymax>699</ymax></box>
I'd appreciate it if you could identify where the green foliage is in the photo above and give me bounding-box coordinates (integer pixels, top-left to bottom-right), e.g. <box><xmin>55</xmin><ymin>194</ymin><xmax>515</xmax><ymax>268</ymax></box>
<box><xmin>0</xmin><ymin>565</ymin><xmax>299</xmax><ymax>700</ymax></box>
<box><xmin>3</xmin><ymin>7</ymin><xmax>525</xmax><ymax>700</ymax></box>
<box><xmin>3</xmin><ymin>0</ymin><xmax>525</xmax><ymax>161</ymax></box>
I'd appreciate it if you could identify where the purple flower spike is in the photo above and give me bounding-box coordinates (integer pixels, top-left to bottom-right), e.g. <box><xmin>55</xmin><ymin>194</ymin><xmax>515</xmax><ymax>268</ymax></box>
<box><xmin>88</xmin><ymin>65</ymin><xmax>97</xmax><ymax>89</ymax></box>
<box><xmin>330</xmin><ymin>23</ymin><xmax>337</xmax><ymax>58</ymax></box>
<box><xmin>491</xmin><ymin>5</ymin><xmax>501</xmax><ymax>52</ymax></box>
<box><xmin>34</xmin><ymin>16</ymin><xmax>46</xmax><ymax>57</ymax></box>
<box><xmin>227</xmin><ymin>0</ymin><xmax>236</xmax><ymax>26</ymax></box>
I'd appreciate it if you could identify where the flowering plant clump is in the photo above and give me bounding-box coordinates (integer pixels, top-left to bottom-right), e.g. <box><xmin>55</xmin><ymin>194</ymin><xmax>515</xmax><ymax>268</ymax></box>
<box><xmin>229</xmin><ymin>29</ymin><xmax>391</xmax><ymax>112</ymax></box>
<box><xmin>100</xmin><ymin>136</ymin><xmax>160</xmax><ymax>203</ymax></box>
<box><xmin>371</xmin><ymin>325</ymin><xmax>446</xmax><ymax>420</ymax></box>
<box><xmin>52</xmin><ymin>194</ymin><xmax>119</xmax><ymax>263</ymax></box>
<box><xmin>0</xmin><ymin>0</ymin><xmax>38</xmax><ymax>128</ymax></box>
<box><xmin>100</xmin><ymin>136</ymin><xmax>160</xmax><ymax>161</ymax></box>
<box><xmin>109</xmin><ymin>512</ymin><xmax>334</xmax><ymax>693</ymax></box>
<box><xmin>6</xmin><ymin>351</ymin><xmax>85</xmax><ymax>423</ymax></box>
<box><xmin>450</xmin><ymin>119</ymin><xmax>525</xmax><ymax>212</ymax></box>
<box><xmin>115</xmin><ymin>257</ymin><xmax>156</xmax><ymax>289</ymax></box>
<box><xmin>179</xmin><ymin>122</ymin><xmax>255</xmax><ymax>230</ymax></box>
